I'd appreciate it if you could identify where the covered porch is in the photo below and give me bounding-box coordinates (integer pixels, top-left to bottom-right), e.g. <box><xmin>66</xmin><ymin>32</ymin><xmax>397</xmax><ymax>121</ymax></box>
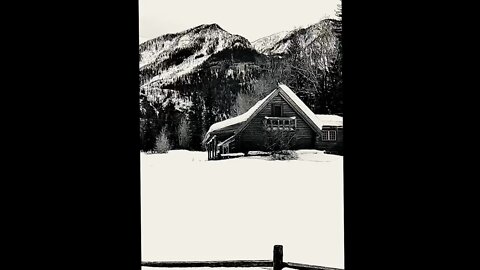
<box><xmin>206</xmin><ymin>134</ymin><xmax>237</xmax><ymax>160</ymax></box>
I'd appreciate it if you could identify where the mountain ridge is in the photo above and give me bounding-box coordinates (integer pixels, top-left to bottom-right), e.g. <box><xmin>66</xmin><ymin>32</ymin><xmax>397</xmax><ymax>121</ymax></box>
<box><xmin>139</xmin><ymin>19</ymin><xmax>341</xmax><ymax>90</ymax></box>
<box><xmin>252</xmin><ymin>19</ymin><xmax>341</xmax><ymax>55</ymax></box>
<box><xmin>139</xmin><ymin>22</ymin><xmax>254</xmax><ymax>88</ymax></box>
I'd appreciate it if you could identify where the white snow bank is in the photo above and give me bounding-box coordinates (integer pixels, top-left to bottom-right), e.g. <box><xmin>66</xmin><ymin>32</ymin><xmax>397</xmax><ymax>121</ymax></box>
<box><xmin>141</xmin><ymin>150</ymin><xmax>343</xmax><ymax>268</ymax></box>
<box><xmin>242</xmin><ymin>150</ymin><xmax>340</xmax><ymax>163</ymax></box>
<box><xmin>140</xmin><ymin>150</ymin><xmax>207</xmax><ymax>163</ymax></box>
<box><xmin>220</xmin><ymin>153</ymin><xmax>245</xmax><ymax>158</ymax></box>
<box><xmin>295</xmin><ymin>149</ymin><xmax>340</xmax><ymax>162</ymax></box>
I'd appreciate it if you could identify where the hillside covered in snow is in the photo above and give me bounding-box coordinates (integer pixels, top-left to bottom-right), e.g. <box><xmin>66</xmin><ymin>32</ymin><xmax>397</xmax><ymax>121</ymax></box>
<box><xmin>251</xmin><ymin>19</ymin><xmax>341</xmax><ymax>56</ymax></box>
<box><xmin>140</xmin><ymin>23</ymin><xmax>255</xmax><ymax>87</ymax></box>
<box><xmin>251</xmin><ymin>30</ymin><xmax>293</xmax><ymax>54</ymax></box>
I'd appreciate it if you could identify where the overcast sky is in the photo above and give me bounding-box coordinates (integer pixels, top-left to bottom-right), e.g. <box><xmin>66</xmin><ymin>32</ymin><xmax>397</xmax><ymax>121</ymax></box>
<box><xmin>139</xmin><ymin>0</ymin><xmax>341</xmax><ymax>43</ymax></box>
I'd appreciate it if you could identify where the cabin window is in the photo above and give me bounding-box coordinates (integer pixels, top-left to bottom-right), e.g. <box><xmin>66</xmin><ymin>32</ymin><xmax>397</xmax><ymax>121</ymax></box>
<box><xmin>264</xmin><ymin>117</ymin><xmax>296</xmax><ymax>131</ymax></box>
<box><xmin>223</xmin><ymin>143</ymin><xmax>229</xmax><ymax>154</ymax></box>
<box><xmin>321</xmin><ymin>130</ymin><xmax>337</xmax><ymax>141</ymax></box>
<box><xmin>273</xmin><ymin>105</ymin><xmax>282</xmax><ymax>117</ymax></box>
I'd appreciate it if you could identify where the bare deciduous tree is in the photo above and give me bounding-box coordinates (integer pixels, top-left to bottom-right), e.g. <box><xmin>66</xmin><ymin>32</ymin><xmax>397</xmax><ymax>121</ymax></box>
<box><xmin>263</xmin><ymin>129</ymin><xmax>298</xmax><ymax>160</ymax></box>
<box><xmin>286</xmin><ymin>21</ymin><xmax>342</xmax><ymax>114</ymax></box>
<box><xmin>264</xmin><ymin>129</ymin><xmax>297</xmax><ymax>152</ymax></box>
<box><xmin>231</xmin><ymin>75</ymin><xmax>276</xmax><ymax>116</ymax></box>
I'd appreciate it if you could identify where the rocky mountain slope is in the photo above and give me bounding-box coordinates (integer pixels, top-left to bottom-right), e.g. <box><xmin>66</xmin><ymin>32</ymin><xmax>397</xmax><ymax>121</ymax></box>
<box><xmin>251</xmin><ymin>19</ymin><xmax>341</xmax><ymax>56</ymax></box>
<box><xmin>140</xmin><ymin>23</ymin><xmax>254</xmax><ymax>87</ymax></box>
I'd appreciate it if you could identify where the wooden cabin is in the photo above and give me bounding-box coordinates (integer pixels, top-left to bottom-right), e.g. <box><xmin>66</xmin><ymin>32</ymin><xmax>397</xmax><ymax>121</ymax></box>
<box><xmin>203</xmin><ymin>84</ymin><xmax>343</xmax><ymax>160</ymax></box>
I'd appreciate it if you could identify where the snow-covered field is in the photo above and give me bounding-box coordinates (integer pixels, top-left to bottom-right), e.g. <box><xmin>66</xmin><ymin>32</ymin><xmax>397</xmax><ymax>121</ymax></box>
<box><xmin>141</xmin><ymin>150</ymin><xmax>344</xmax><ymax>269</ymax></box>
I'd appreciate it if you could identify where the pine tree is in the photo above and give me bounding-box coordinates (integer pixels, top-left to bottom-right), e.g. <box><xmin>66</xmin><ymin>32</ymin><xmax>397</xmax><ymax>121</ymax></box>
<box><xmin>155</xmin><ymin>126</ymin><xmax>171</xmax><ymax>153</ymax></box>
<box><xmin>188</xmin><ymin>91</ymin><xmax>204</xmax><ymax>150</ymax></box>
<box><xmin>178</xmin><ymin>116</ymin><xmax>191</xmax><ymax>149</ymax></box>
<box><xmin>140</xmin><ymin>95</ymin><xmax>159</xmax><ymax>152</ymax></box>
<box><xmin>163</xmin><ymin>99</ymin><xmax>179</xmax><ymax>148</ymax></box>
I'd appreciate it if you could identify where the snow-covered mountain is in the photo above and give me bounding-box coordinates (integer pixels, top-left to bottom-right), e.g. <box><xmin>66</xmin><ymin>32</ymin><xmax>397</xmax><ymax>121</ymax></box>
<box><xmin>138</xmin><ymin>19</ymin><xmax>342</xmax><ymax>112</ymax></box>
<box><xmin>139</xmin><ymin>23</ymin><xmax>253</xmax><ymax>88</ymax></box>
<box><xmin>251</xmin><ymin>19</ymin><xmax>341</xmax><ymax>56</ymax></box>
<box><xmin>251</xmin><ymin>30</ymin><xmax>293</xmax><ymax>54</ymax></box>
<box><xmin>139</xmin><ymin>20</ymin><xmax>341</xmax><ymax>93</ymax></box>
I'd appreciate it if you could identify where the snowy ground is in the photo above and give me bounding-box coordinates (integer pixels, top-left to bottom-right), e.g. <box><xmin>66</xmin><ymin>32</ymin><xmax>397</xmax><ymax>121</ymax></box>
<box><xmin>141</xmin><ymin>150</ymin><xmax>344</xmax><ymax>269</ymax></box>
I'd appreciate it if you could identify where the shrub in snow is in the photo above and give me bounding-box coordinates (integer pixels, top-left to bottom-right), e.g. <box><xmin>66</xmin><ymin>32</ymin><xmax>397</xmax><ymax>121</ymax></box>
<box><xmin>264</xmin><ymin>129</ymin><xmax>297</xmax><ymax>152</ymax></box>
<box><xmin>263</xmin><ymin>129</ymin><xmax>298</xmax><ymax>160</ymax></box>
<box><xmin>270</xmin><ymin>150</ymin><xmax>298</xmax><ymax>160</ymax></box>
<box><xmin>155</xmin><ymin>127</ymin><xmax>171</xmax><ymax>154</ymax></box>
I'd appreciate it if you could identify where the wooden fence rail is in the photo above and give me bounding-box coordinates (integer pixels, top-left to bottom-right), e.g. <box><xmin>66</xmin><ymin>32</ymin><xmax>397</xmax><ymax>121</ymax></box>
<box><xmin>142</xmin><ymin>260</ymin><xmax>272</xmax><ymax>268</ymax></box>
<box><xmin>283</xmin><ymin>262</ymin><xmax>342</xmax><ymax>270</ymax></box>
<box><xmin>141</xmin><ymin>245</ymin><xmax>343</xmax><ymax>270</ymax></box>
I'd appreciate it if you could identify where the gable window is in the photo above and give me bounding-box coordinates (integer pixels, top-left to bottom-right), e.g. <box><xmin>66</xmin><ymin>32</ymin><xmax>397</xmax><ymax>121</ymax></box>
<box><xmin>321</xmin><ymin>130</ymin><xmax>337</xmax><ymax>141</ymax></box>
<box><xmin>264</xmin><ymin>116</ymin><xmax>296</xmax><ymax>131</ymax></box>
<box><xmin>273</xmin><ymin>105</ymin><xmax>282</xmax><ymax>117</ymax></box>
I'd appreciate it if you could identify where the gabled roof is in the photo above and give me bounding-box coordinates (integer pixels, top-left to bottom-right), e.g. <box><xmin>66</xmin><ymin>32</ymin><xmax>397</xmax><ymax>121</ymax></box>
<box><xmin>205</xmin><ymin>90</ymin><xmax>276</xmax><ymax>136</ymax></box>
<box><xmin>203</xmin><ymin>84</ymin><xmax>342</xmax><ymax>144</ymax></box>
<box><xmin>276</xmin><ymin>84</ymin><xmax>325</xmax><ymax>133</ymax></box>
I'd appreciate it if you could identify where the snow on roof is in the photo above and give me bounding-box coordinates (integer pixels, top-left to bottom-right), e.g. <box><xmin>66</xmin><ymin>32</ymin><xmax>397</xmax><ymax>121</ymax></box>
<box><xmin>205</xmin><ymin>90</ymin><xmax>276</xmax><ymax>137</ymax></box>
<box><xmin>315</xmin><ymin>114</ymin><xmax>343</xmax><ymax>127</ymax></box>
<box><xmin>277</xmin><ymin>84</ymin><xmax>326</xmax><ymax>131</ymax></box>
<box><xmin>204</xmin><ymin>84</ymin><xmax>342</xmax><ymax>143</ymax></box>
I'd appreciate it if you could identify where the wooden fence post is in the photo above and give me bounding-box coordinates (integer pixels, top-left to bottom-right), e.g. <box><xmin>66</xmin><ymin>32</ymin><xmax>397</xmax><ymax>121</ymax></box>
<box><xmin>273</xmin><ymin>245</ymin><xmax>283</xmax><ymax>270</ymax></box>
